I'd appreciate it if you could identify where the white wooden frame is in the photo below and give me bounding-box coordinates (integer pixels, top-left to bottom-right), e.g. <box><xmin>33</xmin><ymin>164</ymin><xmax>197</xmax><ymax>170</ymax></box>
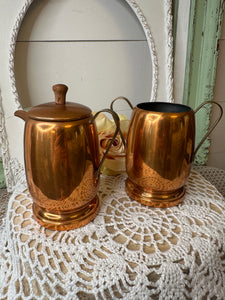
<box><xmin>0</xmin><ymin>0</ymin><xmax>174</xmax><ymax>191</ymax></box>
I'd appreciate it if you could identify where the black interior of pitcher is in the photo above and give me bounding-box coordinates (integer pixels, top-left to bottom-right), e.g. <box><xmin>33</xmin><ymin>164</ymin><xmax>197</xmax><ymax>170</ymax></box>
<box><xmin>137</xmin><ymin>102</ymin><xmax>191</xmax><ymax>113</ymax></box>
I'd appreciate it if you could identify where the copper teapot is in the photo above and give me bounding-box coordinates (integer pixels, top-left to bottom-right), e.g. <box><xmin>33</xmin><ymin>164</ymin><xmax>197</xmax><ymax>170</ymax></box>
<box><xmin>15</xmin><ymin>84</ymin><xmax>120</xmax><ymax>231</ymax></box>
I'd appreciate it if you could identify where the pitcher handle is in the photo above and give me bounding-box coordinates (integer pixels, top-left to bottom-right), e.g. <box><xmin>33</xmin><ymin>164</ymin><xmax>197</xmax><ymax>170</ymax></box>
<box><xmin>110</xmin><ymin>96</ymin><xmax>133</xmax><ymax>147</ymax></box>
<box><xmin>90</xmin><ymin>109</ymin><xmax>120</xmax><ymax>179</ymax></box>
<box><xmin>110</xmin><ymin>96</ymin><xmax>134</xmax><ymax>110</ymax></box>
<box><xmin>193</xmin><ymin>100</ymin><xmax>223</xmax><ymax>156</ymax></box>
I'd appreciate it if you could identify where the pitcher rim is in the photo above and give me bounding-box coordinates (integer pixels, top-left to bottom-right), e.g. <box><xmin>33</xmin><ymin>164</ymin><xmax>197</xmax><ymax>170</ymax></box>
<box><xmin>136</xmin><ymin>102</ymin><xmax>192</xmax><ymax>113</ymax></box>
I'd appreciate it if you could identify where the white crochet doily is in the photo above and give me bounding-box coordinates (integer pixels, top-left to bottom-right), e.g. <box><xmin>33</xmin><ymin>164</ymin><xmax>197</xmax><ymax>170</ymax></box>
<box><xmin>0</xmin><ymin>170</ymin><xmax>225</xmax><ymax>299</ymax></box>
<box><xmin>193</xmin><ymin>165</ymin><xmax>225</xmax><ymax>197</ymax></box>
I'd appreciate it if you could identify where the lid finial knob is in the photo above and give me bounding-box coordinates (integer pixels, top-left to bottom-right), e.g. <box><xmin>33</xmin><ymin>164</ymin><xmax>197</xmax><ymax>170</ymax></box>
<box><xmin>53</xmin><ymin>84</ymin><xmax>68</xmax><ymax>105</ymax></box>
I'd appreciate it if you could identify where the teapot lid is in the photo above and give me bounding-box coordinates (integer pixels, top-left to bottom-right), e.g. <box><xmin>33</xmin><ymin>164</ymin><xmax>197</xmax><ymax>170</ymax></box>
<box><xmin>28</xmin><ymin>84</ymin><xmax>92</xmax><ymax>121</ymax></box>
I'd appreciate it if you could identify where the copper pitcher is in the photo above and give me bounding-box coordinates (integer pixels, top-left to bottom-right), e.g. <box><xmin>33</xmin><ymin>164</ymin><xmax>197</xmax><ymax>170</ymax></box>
<box><xmin>111</xmin><ymin>99</ymin><xmax>223</xmax><ymax>207</ymax></box>
<box><xmin>15</xmin><ymin>84</ymin><xmax>120</xmax><ymax>230</ymax></box>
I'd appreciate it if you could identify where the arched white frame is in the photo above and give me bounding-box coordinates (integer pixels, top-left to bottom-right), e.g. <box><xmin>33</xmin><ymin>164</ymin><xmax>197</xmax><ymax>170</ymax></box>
<box><xmin>0</xmin><ymin>0</ymin><xmax>174</xmax><ymax>191</ymax></box>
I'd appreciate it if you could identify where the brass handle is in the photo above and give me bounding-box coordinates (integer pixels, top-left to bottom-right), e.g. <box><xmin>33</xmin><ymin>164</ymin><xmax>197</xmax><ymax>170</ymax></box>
<box><xmin>110</xmin><ymin>96</ymin><xmax>134</xmax><ymax>110</ymax></box>
<box><xmin>194</xmin><ymin>100</ymin><xmax>223</xmax><ymax>156</ymax></box>
<box><xmin>110</xmin><ymin>96</ymin><xmax>133</xmax><ymax>147</ymax></box>
<box><xmin>52</xmin><ymin>84</ymin><xmax>68</xmax><ymax>105</ymax></box>
<box><xmin>90</xmin><ymin>109</ymin><xmax>120</xmax><ymax>179</ymax></box>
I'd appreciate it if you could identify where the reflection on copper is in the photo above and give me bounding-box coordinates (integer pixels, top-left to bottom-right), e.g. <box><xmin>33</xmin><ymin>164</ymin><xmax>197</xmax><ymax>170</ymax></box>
<box><xmin>37</xmin><ymin>123</ymin><xmax>55</xmax><ymax>132</ymax></box>
<box><xmin>146</xmin><ymin>113</ymin><xmax>161</xmax><ymax>123</ymax></box>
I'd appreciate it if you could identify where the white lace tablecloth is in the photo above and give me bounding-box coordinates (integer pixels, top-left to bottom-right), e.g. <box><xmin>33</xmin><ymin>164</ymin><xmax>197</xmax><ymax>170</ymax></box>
<box><xmin>0</xmin><ymin>169</ymin><xmax>225</xmax><ymax>299</ymax></box>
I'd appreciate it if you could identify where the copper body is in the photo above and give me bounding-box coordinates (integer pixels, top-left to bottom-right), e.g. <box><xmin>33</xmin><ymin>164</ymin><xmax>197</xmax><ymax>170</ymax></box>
<box><xmin>125</xmin><ymin>102</ymin><xmax>223</xmax><ymax>207</ymax></box>
<box><xmin>24</xmin><ymin>118</ymin><xmax>100</xmax><ymax>230</ymax></box>
<box><xmin>15</xmin><ymin>84</ymin><xmax>119</xmax><ymax>230</ymax></box>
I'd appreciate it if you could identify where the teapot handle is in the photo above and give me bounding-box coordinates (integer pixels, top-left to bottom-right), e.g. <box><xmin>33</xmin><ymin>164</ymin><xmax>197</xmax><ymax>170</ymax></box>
<box><xmin>110</xmin><ymin>96</ymin><xmax>133</xmax><ymax>147</ymax></box>
<box><xmin>90</xmin><ymin>109</ymin><xmax>120</xmax><ymax>179</ymax></box>
<box><xmin>193</xmin><ymin>100</ymin><xmax>223</xmax><ymax>156</ymax></box>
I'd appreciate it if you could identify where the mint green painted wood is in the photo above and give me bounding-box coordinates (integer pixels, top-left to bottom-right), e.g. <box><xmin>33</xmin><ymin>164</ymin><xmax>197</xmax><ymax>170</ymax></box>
<box><xmin>183</xmin><ymin>0</ymin><xmax>224</xmax><ymax>165</ymax></box>
<box><xmin>172</xmin><ymin>0</ymin><xmax>179</xmax><ymax>59</ymax></box>
<box><xmin>0</xmin><ymin>158</ymin><xmax>6</xmax><ymax>188</ymax></box>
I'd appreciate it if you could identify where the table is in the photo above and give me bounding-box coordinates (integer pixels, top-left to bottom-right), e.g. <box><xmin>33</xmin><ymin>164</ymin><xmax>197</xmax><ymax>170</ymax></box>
<box><xmin>0</xmin><ymin>169</ymin><xmax>225</xmax><ymax>299</ymax></box>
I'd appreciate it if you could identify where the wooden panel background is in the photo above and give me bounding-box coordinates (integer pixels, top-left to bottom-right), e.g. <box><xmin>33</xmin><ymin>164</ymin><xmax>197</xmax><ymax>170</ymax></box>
<box><xmin>14</xmin><ymin>0</ymin><xmax>151</xmax><ymax>116</ymax></box>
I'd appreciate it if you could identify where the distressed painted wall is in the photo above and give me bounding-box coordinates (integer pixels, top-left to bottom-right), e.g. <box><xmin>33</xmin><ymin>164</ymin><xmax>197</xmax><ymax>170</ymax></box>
<box><xmin>208</xmin><ymin>15</ymin><xmax>225</xmax><ymax>170</ymax></box>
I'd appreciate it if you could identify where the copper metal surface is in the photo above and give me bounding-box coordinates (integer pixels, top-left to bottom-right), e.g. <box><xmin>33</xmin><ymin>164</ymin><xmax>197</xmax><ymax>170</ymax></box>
<box><xmin>125</xmin><ymin>101</ymin><xmax>223</xmax><ymax>207</ymax></box>
<box><xmin>15</xmin><ymin>84</ymin><xmax>120</xmax><ymax>230</ymax></box>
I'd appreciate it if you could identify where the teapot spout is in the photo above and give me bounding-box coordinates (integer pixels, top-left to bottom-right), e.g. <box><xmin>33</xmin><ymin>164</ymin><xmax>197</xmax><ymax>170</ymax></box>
<box><xmin>14</xmin><ymin>110</ymin><xmax>29</xmax><ymax>122</ymax></box>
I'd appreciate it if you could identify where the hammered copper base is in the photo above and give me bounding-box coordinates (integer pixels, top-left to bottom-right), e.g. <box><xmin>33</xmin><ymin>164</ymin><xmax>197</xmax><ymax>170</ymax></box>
<box><xmin>32</xmin><ymin>196</ymin><xmax>99</xmax><ymax>231</ymax></box>
<box><xmin>125</xmin><ymin>178</ymin><xmax>185</xmax><ymax>208</ymax></box>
